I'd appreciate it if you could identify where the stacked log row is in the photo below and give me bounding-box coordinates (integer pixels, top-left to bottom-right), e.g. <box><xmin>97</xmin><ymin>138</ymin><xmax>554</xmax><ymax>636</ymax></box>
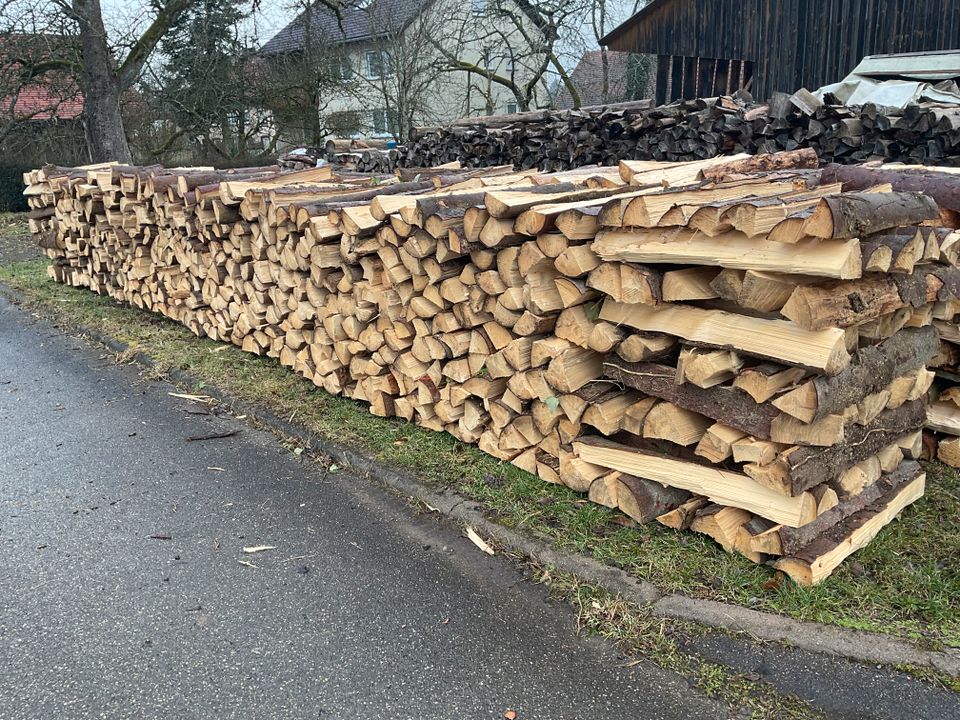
<box><xmin>400</xmin><ymin>95</ymin><xmax>960</xmax><ymax>171</ymax></box>
<box><xmin>817</xmin><ymin>162</ymin><xmax>960</xmax><ymax>467</ymax></box>
<box><xmin>22</xmin><ymin>150</ymin><xmax>960</xmax><ymax>585</ymax></box>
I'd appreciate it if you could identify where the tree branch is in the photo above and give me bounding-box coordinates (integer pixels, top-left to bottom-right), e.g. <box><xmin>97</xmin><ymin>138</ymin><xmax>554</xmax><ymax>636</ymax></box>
<box><xmin>117</xmin><ymin>0</ymin><xmax>194</xmax><ymax>88</ymax></box>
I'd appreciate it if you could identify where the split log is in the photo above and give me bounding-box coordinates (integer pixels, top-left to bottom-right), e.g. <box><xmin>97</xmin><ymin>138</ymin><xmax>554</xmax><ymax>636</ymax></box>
<box><xmin>780</xmin><ymin>267</ymin><xmax>960</xmax><ymax>331</ymax></box>
<box><xmin>802</xmin><ymin>191</ymin><xmax>939</xmax><ymax>240</ymax></box>
<box><xmin>574</xmin><ymin>436</ymin><xmax>818</xmax><ymax>527</ymax></box>
<box><xmin>775</xmin><ymin>471</ymin><xmax>925</xmax><ymax>586</ymax></box>
<box><xmin>771</xmin><ymin>326</ymin><xmax>939</xmax><ymax>423</ymax></box>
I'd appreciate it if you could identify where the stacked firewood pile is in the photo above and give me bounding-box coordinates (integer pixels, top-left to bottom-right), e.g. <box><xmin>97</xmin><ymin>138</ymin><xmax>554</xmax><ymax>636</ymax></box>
<box><xmin>400</xmin><ymin>94</ymin><xmax>960</xmax><ymax>171</ymax></box>
<box><xmin>322</xmin><ymin>139</ymin><xmax>398</xmax><ymax>174</ymax></box>
<box><xmin>22</xmin><ymin>149</ymin><xmax>960</xmax><ymax>585</ymax></box>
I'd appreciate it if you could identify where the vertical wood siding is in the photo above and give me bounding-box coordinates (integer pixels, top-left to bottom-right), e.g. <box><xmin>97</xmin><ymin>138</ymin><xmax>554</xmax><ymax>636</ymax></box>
<box><xmin>605</xmin><ymin>0</ymin><xmax>960</xmax><ymax>99</ymax></box>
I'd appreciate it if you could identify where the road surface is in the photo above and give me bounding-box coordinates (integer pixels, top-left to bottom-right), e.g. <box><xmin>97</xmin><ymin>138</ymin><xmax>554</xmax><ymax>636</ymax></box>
<box><xmin>0</xmin><ymin>295</ymin><xmax>725</xmax><ymax>719</ymax></box>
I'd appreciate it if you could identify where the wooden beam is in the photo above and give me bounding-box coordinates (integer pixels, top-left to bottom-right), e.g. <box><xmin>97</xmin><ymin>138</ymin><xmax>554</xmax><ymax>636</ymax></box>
<box><xmin>593</xmin><ymin>230</ymin><xmax>861</xmax><ymax>279</ymax></box>
<box><xmin>574</xmin><ymin>436</ymin><xmax>818</xmax><ymax>527</ymax></box>
<box><xmin>600</xmin><ymin>299</ymin><xmax>851</xmax><ymax>374</ymax></box>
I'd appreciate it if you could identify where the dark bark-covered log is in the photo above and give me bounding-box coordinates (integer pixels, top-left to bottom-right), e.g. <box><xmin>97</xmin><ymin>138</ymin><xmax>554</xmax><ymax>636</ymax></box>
<box><xmin>775</xmin><ymin>468</ymin><xmax>926</xmax><ymax>585</ymax></box>
<box><xmin>784</xmin><ymin>399</ymin><xmax>927</xmax><ymax>495</ymax></box>
<box><xmin>820</xmin><ymin>163</ymin><xmax>960</xmax><ymax>214</ymax></box>
<box><xmin>603</xmin><ymin>358</ymin><xmax>781</xmax><ymax>439</ymax></box>
<box><xmin>781</xmin><ymin>266</ymin><xmax>960</xmax><ymax>330</ymax></box>
<box><xmin>776</xmin><ymin>460</ymin><xmax>921</xmax><ymax>555</ymax></box>
<box><xmin>617</xmin><ymin>474</ymin><xmax>691</xmax><ymax>523</ymax></box>
<box><xmin>803</xmin><ymin>191</ymin><xmax>940</xmax><ymax>240</ymax></box>
<box><xmin>781</xmin><ymin>326</ymin><xmax>939</xmax><ymax>422</ymax></box>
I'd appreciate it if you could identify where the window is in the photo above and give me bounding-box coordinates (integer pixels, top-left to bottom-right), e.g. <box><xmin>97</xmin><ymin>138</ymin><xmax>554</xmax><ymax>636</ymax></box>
<box><xmin>506</xmin><ymin>102</ymin><xmax>517</xmax><ymax>114</ymax></box>
<box><xmin>328</xmin><ymin>55</ymin><xmax>352</xmax><ymax>80</ymax></box>
<box><xmin>365</xmin><ymin>49</ymin><xmax>392</xmax><ymax>78</ymax></box>
<box><xmin>471</xmin><ymin>0</ymin><xmax>487</xmax><ymax>15</ymax></box>
<box><xmin>482</xmin><ymin>47</ymin><xmax>493</xmax><ymax>71</ymax></box>
<box><xmin>370</xmin><ymin>108</ymin><xmax>398</xmax><ymax>136</ymax></box>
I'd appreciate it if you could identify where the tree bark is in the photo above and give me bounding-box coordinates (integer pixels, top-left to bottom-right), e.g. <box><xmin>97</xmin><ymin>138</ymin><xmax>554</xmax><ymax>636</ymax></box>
<box><xmin>777</xmin><ymin>461</ymin><xmax>920</xmax><ymax>555</ymax></box>
<box><xmin>73</xmin><ymin>0</ymin><xmax>132</xmax><ymax>163</ymax></box>
<box><xmin>784</xmin><ymin>399</ymin><xmax>927</xmax><ymax>495</ymax></box>
<box><xmin>820</xmin><ymin>163</ymin><xmax>960</xmax><ymax>214</ymax></box>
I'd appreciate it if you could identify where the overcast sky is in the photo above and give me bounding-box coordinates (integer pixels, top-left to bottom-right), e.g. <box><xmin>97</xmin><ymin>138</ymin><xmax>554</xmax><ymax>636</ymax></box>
<box><xmin>100</xmin><ymin>0</ymin><xmax>295</xmax><ymax>49</ymax></box>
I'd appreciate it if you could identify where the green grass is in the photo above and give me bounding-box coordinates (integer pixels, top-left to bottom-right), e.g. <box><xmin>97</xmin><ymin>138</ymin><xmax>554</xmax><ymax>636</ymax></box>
<box><xmin>530</xmin><ymin>565</ymin><xmax>826</xmax><ymax>719</ymax></box>
<box><xmin>2</xmin><ymin>257</ymin><xmax>959</xmax><ymax>650</ymax></box>
<box><xmin>0</xmin><ymin>212</ymin><xmax>29</xmax><ymax>237</ymax></box>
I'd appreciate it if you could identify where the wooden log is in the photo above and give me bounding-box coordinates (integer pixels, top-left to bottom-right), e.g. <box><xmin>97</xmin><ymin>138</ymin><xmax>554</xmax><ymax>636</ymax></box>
<box><xmin>657</xmin><ymin>496</ymin><xmax>709</xmax><ymax>530</ymax></box>
<box><xmin>758</xmin><ymin>399</ymin><xmax>927</xmax><ymax>496</ymax></box>
<box><xmin>600</xmin><ymin>299</ymin><xmax>851</xmax><ymax>374</ymax></box>
<box><xmin>592</xmin><ymin>230</ymin><xmax>862</xmax><ymax>279</ymax></box>
<box><xmin>574</xmin><ymin>436</ymin><xmax>818</xmax><ymax>527</ymax></box>
<box><xmin>771</xmin><ymin>326</ymin><xmax>938</xmax><ymax>423</ymax></box>
<box><xmin>699</xmin><ymin>149</ymin><xmax>819</xmax><ymax>181</ymax></box>
<box><xmin>802</xmin><ymin>191</ymin><xmax>939</xmax><ymax>240</ymax></box>
<box><xmin>775</xmin><ymin>472</ymin><xmax>925</xmax><ymax>585</ymax></box>
<box><xmin>616</xmin><ymin>474</ymin><xmax>691</xmax><ymax>524</ymax></box>
<box><xmin>820</xmin><ymin>163</ymin><xmax>960</xmax><ymax>214</ymax></box>
<box><xmin>780</xmin><ymin>267</ymin><xmax>960</xmax><ymax>331</ymax></box>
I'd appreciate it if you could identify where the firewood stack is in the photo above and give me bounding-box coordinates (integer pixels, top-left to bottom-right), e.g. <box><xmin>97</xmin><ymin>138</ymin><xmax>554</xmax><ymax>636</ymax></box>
<box><xmin>22</xmin><ymin>149</ymin><xmax>960</xmax><ymax>585</ymax></box>
<box><xmin>401</xmin><ymin>95</ymin><xmax>960</xmax><ymax>171</ymax></box>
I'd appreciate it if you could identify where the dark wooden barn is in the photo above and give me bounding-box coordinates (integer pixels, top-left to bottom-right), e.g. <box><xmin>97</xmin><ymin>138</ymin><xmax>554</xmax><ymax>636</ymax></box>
<box><xmin>601</xmin><ymin>0</ymin><xmax>960</xmax><ymax>104</ymax></box>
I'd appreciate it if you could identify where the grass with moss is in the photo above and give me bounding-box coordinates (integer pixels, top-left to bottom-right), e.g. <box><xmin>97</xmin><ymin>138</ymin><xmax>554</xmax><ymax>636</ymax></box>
<box><xmin>1</xmin><ymin>257</ymin><xmax>958</xmax><ymax>651</ymax></box>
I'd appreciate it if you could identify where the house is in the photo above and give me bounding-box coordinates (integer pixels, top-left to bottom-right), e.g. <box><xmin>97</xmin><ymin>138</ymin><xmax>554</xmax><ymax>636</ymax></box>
<box><xmin>0</xmin><ymin>33</ymin><xmax>86</xmax><ymax>169</ymax></box>
<box><xmin>0</xmin><ymin>34</ymin><xmax>83</xmax><ymax>124</ymax></box>
<box><xmin>555</xmin><ymin>50</ymin><xmax>656</xmax><ymax>110</ymax></box>
<box><xmin>259</xmin><ymin>0</ymin><xmax>551</xmax><ymax>142</ymax></box>
<box><xmin>600</xmin><ymin>0</ymin><xmax>960</xmax><ymax>104</ymax></box>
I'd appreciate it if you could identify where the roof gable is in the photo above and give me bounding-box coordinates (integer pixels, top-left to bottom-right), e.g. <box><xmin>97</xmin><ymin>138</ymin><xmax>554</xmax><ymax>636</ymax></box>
<box><xmin>260</xmin><ymin>0</ymin><xmax>430</xmax><ymax>55</ymax></box>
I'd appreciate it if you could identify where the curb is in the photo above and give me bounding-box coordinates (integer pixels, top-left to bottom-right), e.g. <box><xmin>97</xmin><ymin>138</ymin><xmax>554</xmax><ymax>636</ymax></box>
<box><xmin>3</xmin><ymin>282</ymin><xmax>959</xmax><ymax>678</ymax></box>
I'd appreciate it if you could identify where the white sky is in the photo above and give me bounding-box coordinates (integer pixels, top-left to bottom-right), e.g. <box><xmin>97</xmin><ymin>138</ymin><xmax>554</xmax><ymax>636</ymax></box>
<box><xmin>100</xmin><ymin>0</ymin><xmax>295</xmax><ymax>48</ymax></box>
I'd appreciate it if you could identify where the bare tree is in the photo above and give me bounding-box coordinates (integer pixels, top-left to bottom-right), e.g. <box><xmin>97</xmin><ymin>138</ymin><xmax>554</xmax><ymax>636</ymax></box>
<box><xmin>426</xmin><ymin>0</ymin><xmax>581</xmax><ymax>112</ymax></box>
<box><xmin>350</xmin><ymin>4</ymin><xmax>447</xmax><ymax>141</ymax></box>
<box><xmin>0</xmin><ymin>0</ymin><xmax>229</xmax><ymax>163</ymax></box>
<box><xmin>0</xmin><ymin>4</ymin><xmax>79</xmax><ymax>145</ymax></box>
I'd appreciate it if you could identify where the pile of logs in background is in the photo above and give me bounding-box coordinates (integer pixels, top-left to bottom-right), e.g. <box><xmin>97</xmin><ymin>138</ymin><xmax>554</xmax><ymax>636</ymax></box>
<box><xmin>400</xmin><ymin>94</ymin><xmax>960</xmax><ymax>171</ymax></box>
<box><xmin>22</xmin><ymin>148</ymin><xmax>960</xmax><ymax>585</ymax></box>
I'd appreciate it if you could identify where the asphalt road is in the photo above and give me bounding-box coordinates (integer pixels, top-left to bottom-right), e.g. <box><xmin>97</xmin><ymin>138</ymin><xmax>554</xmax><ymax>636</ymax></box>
<box><xmin>0</xmin><ymin>295</ymin><xmax>727</xmax><ymax>719</ymax></box>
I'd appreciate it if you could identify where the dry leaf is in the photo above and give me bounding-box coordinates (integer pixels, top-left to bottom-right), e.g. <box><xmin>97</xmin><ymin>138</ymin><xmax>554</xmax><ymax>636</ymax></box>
<box><xmin>465</xmin><ymin>526</ymin><xmax>495</xmax><ymax>555</ymax></box>
<box><xmin>242</xmin><ymin>545</ymin><xmax>276</xmax><ymax>554</ymax></box>
<box><xmin>762</xmin><ymin>570</ymin><xmax>784</xmax><ymax>592</ymax></box>
<box><xmin>504</xmin><ymin>711</ymin><xmax>517</xmax><ymax>720</ymax></box>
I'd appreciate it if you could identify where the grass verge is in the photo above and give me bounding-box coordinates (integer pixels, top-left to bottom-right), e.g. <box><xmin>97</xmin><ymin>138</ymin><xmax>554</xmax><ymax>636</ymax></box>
<box><xmin>1</xmin><ymin>257</ymin><xmax>958</xmax><ymax>651</ymax></box>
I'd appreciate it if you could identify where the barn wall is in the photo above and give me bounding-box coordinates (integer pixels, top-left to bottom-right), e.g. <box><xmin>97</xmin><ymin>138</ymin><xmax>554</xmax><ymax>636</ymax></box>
<box><xmin>605</xmin><ymin>0</ymin><xmax>960</xmax><ymax>99</ymax></box>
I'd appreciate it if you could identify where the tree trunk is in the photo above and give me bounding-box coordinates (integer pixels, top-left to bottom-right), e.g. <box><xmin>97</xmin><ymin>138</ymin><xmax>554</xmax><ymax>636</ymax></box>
<box><xmin>73</xmin><ymin>0</ymin><xmax>133</xmax><ymax>163</ymax></box>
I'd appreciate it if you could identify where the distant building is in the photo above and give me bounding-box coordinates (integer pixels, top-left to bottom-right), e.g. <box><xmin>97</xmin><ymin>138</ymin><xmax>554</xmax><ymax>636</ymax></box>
<box><xmin>556</xmin><ymin>50</ymin><xmax>631</xmax><ymax>109</ymax></box>
<box><xmin>0</xmin><ymin>34</ymin><xmax>83</xmax><ymax>124</ymax></box>
<box><xmin>259</xmin><ymin>0</ymin><xmax>550</xmax><ymax>142</ymax></box>
<box><xmin>0</xmin><ymin>34</ymin><xmax>86</xmax><ymax>168</ymax></box>
<box><xmin>601</xmin><ymin>0</ymin><xmax>960</xmax><ymax>104</ymax></box>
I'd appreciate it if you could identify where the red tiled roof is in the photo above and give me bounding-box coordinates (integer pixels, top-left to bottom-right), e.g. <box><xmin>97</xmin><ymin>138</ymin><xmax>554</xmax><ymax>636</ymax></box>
<box><xmin>10</xmin><ymin>83</ymin><xmax>83</xmax><ymax>120</ymax></box>
<box><xmin>0</xmin><ymin>34</ymin><xmax>83</xmax><ymax>121</ymax></box>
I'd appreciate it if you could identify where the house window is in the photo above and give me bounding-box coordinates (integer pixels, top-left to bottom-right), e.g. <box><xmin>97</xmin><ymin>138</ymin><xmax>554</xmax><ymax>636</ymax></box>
<box><xmin>329</xmin><ymin>56</ymin><xmax>352</xmax><ymax>80</ymax></box>
<box><xmin>371</xmin><ymin>108</ymin><xmax>398</xmax><ymax>135</ymax></box>
<box><xmin>506</xmin><ymin>102</ymin><xmax>517</xmax><ymax>114</ymax></box>
<box><xmin>471</xmin><ymin>0</ymin><xmax>487</xmax><ymax>15</ymax></box>
<box><xmin>365</xmin><ymin>49</ymin><xmax>392</xmax><ymax>78</ymax></box>
<box><xmin>482</xmin><ymin>47</ymin><xmax>493</xmax><ymax>71</ymax></box>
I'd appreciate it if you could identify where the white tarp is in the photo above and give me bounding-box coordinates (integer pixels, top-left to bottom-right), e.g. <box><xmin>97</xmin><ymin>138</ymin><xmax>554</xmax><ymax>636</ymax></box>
<box><xmin>813</xmin><ymin>51</ymin><xmax>960</xmax><ymax>108</ymax></box>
